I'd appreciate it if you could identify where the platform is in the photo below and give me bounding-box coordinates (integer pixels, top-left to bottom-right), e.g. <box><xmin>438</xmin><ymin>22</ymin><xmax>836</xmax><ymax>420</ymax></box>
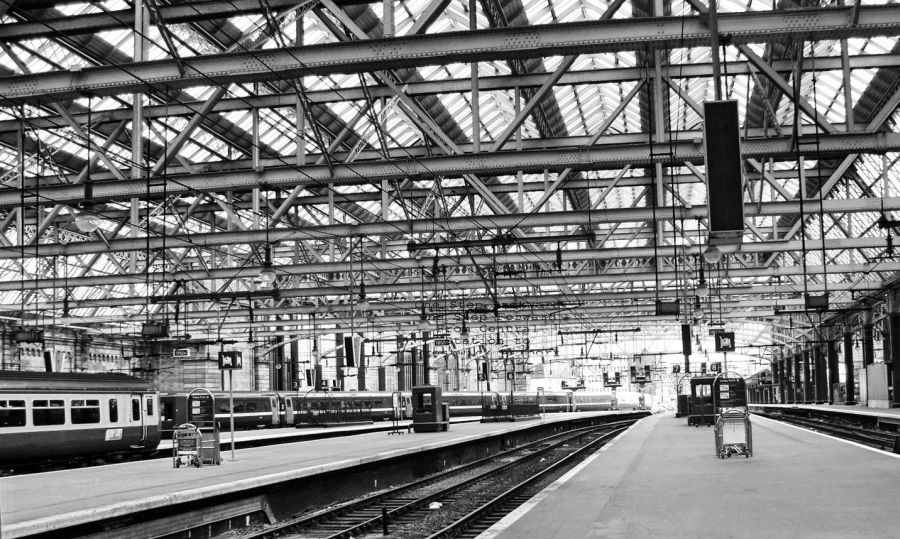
<box><xmin>482</xmin><ymin>413</ymin><xmax>900</xmax><ymax>539</ymax></box>
<box><xmin>751</xmin><ymin>402</ymin><xmax>900</xmax><ymax>419</ymax></box>
<box><xmin>0</xmin><ymin>411</ymin><xmax>630</xmax><ymax>538</ymax></box>
<box><xmin>156</xmin><ymin>415</ymin><xmax>480</xmax><ymax>451</ymax></box>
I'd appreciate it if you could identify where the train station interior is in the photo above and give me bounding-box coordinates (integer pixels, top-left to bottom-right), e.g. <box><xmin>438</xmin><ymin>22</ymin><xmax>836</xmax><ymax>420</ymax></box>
<box><xmin>0</xmin><ymin>0</ymin><xmax>899</xmax><ymax>409</ymax></box>
<box><xmin>4</xmin><ymin>4</ymin><xmax>900</xmax><ymax>539</ymax></box>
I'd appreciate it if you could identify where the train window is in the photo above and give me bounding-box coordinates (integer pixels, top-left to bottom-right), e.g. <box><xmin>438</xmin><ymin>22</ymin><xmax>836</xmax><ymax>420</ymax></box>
<box><xmin>33</xmin><ymin>399</ymin><xmax>66</xmax><ymax>426</ymax></box>
<box><xmin>0</xmin><ymin>400</ymin><xmax>26</xmax><ymax>428</ymax></box>
<box><xmin>109</xmin><ymin>399</ymin><xmax>119</xmax><ymax>422</ymax></box>
<box><xmin>246</xmin><ymin>402</ymin><xmax>257</xmax><ymax>412</ymax></box>
<box><xmin>71</xmin><ymin>399</ymin><xmax>101</xmax><ymax>424</ymax></box>
<box><xmin>131</xmin><ymin>398</ymin><xmax>140</xmax><ymax>421</ymax></box>
<box><xmin>146</xmin><ymin>397</ymin><xmax>154</xmax><ymax>416</ymax></box>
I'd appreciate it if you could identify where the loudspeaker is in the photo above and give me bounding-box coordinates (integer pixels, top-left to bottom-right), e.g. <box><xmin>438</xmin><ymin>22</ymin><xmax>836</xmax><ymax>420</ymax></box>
<box><xmin>703</xmin><ymin>100</ymin><xmax>744</xmax><ymax>239</ymax></box>
<box><xmin>681</xmin><ymin>324</ymin><xmax>692</xmax><ymax>356</ymax></box>
<box><xmin>804</xmin><ymin>294</ymin><xmax>829</xmax><ymax>311</ymax></box>
<box><xmin>344</xmin><ymin>336</ymin><xmax>355</xmax><ymax>367</ymax></box>
<box><xmin>656</xmin><ymin>300</ymin><xmax>680</xmax><ymax>316</ymax></box>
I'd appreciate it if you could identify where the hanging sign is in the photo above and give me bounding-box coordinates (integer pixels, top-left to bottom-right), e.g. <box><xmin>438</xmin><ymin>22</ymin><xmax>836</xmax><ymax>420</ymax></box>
<box><xmin>218</xmin><ymin>350</ymin><xmax>243</xmax><ymax>370</ymax></box>
<box><xmin>715</xmin><ymin>332</ymin><xmax>736</xmax><ymax>352</ymax></box>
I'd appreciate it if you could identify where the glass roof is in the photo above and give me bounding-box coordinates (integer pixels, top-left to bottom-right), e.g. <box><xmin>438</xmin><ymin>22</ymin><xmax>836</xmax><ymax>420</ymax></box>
<box><xmin>0</xmin><ymin>0</ymin><xmax>896</xmax><ymax>367</ymax></box>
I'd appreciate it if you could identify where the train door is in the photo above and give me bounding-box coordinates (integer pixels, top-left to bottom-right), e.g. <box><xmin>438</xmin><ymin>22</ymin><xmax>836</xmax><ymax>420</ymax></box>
<box><xmin>130</xmin><ymin>393</ymin><xmax>147</xmax><ymax>443</ymax></box>
<box><xmin>283</xmin><ymin>396</ymin><xmax>294</xmax><ymax>426</ymax></box>
<box><xmin>269</xmin><ymin>396</ymin><xmax>278</xmax><ymax>426</ymax></box>
<box><xmin>403</xmin><ymin>394</ymin><xmax>413</xmax><ymax>419</ymax></box>
<box><xmin>145</xmin><ymin>393</ymin><xmax>158</xmax><ymax>427</ymax></box>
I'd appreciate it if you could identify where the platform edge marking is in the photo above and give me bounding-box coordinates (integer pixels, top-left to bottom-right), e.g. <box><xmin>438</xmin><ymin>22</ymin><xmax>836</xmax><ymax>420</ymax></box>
<box><xmin>752</xmin><ymin>414</ymin><xmax>900</xmax><ymax>460</ymax></box>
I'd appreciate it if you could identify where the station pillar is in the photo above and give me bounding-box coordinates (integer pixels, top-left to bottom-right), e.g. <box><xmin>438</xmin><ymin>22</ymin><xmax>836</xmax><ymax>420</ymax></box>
<box><xmin>792</xmin><ymin>350</ymin><xmax>801</xmax><ymax>404</ymax></box>
<box><xmin>778</xmin><ymin>352</ymin><xmax>787</xmax><ymax>404</ymax></box>
<box><xmin>801</xmin><ymin>348</ymin><xmax>812</xmax><ymax>403</ymax></box>
<box><xmin>784</xmin><ymin>352</ymin><xmax>792</xmax><ymax>404</ymax></box>
<box><xmin>814</xmin><ymin>345</ymin><xmax>828</xmax><ymax>404</ymax></box>
<box><xmin>843</xmin><ymin>332</ymin><xmax>856</xmax><ymax>405</ymax></box>
<box><xmin>771</xmin><ymin>352</ymin><xmax>781</xmax><ymax>404</ymax></box>
<box><xmin>862</xmin><ymin>324</ymin><xmax>875</xmax><ymax>367</ymax></box>
<box><xmin>827</xmin><ymin>338</ymin><xmax>840</xmax><ymax>405</ymax></box>
<box><xmin>891</xmin><ymin>313</ymin><xmax>900</xmax><ymax>408</ymax></box>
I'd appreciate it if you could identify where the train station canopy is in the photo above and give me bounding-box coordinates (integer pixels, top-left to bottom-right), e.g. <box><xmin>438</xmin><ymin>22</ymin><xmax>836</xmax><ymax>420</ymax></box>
<box><xmin>0</xmin><ymin>0</ymin><xmax>898</xmax><ymax>364</ymax></box>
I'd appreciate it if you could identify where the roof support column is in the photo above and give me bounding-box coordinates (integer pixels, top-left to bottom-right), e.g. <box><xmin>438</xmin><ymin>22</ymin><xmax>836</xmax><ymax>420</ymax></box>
<box><xmin>814</xmin><ymin>343</ymin><xmax>827</xmax><ymax>403</ymax></box>
<box><xmin>827</xmin><ymin>334</ymin><xmax>840</xmax><ymax>405</ymax></box>
<box><xmin>130</xmin><ymin>0</ymin><xmax>149</xmax><ymax>296</ymax></box>
<box><xmin>840</xmin><ymin>35</ymin><xmax>854</xmax><ymax>132</ymax></box>
<box><xmin>790</xmin><ymin>349</ymin><xmax>800</xmax><ymax>404</ymax></box>
<box><xmin>296</xmin><ymin>11</ymin><xmax>306</xmax><ymax>166</ymax></box>
<box><xmin>778</xmin><ymin>350</ymin><xmax>787</xmax><ymax>404</ymax></box>
<box><xmin>843</xmin><ymin>330</ymin><xmax>856</xmax><ymax>404</ymax></box>
<box><xmin>470</xmin><ymin>0</ymin><xmax>480</xmax><ymax>153</ymax></box>
<box><xmin>801</xmin><ymin>347</ymin><xmax>812</xmax><ymax>403</ymax></box>
<box><xmin>862</xmin><ymin>320</ymin><xmax>874</xmax><ymax>367</ymax></box>
<box><xmin>889</xmin><ymin>293</ymin><xmax>900</xmax><ymax>408</ymax></box>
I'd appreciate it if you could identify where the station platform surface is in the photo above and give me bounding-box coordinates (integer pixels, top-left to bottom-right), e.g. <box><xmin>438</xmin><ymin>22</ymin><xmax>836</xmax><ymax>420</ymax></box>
<box><xmin>0</xmin><ymin>411</ymin><xmax>626</xmax><ymax>538</ymax></box>
<box><xmin>481</xmin><ymin>413</ymin><xmax>900</xmax><ymax>539</ymax></box>
<box><xmin>752</xmin><ymin>402</ymin><xmax>900</xmax><ymax>419</ymax></box>
<box><xmin>156</xmin><ymin>415</ymin><xmax>480</xmax><ymax>451</ymax></box>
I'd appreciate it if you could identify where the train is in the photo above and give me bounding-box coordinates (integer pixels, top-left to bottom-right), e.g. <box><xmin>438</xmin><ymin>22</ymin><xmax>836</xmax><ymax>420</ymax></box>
<box><xmin>159</xmin><ymin>389</ymin><xmax>619</xmax><ymax>435</ymax></box>
<box><xmin>0</xmin><ymin>369</ymin><xmax>620</xmax><ymax>468</ymax></box>
<box><xmin>0</xmin><ymin>371</ymin><xmax>161</xmax><ymax>467</ymax></box>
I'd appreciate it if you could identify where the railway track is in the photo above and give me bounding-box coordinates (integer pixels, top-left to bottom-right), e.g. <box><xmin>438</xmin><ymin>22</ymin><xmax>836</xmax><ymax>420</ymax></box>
<box><xmin>756</xmin><ymin>411</ymin><xmax>900</xmax><ymax>453</ymax></box>
<box><xmin>244</xmin><ymin>419</ymin><xmax>635</xmax><ymax>538</ymax></box>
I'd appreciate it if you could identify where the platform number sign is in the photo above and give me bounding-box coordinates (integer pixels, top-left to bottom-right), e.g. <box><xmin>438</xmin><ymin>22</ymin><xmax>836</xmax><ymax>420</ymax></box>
<box><xmin>715</xmin><ymin>332</ymin><xmax>736</xmax><ymax>352</ymax></box>
<box><xmin>218</xmin><ymin>350</ymin><xmax>243</xmax><ymax>370</ymax></box>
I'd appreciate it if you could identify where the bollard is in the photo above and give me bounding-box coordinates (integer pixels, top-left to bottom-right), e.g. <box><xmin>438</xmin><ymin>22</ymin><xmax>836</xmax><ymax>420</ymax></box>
<box><xmin>382</xmin><ymin>506</ymin><xmax>389</xmax><ymax>535</ymax></box>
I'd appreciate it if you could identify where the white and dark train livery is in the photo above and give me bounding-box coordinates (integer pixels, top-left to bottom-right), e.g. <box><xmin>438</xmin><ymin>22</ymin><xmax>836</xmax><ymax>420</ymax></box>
<box><xmin>0</xmin><ymin>371</ymin><xmax>161</xmax><ymax>466</ymax></box>
<box><xmin>159</xmin><ymin>388</ymin><xmax>617</xmax><ymax>435</ymax></box>
<box><xmin>0</xmin><ymin>369</ymin><xmax>619</xmax><ymax>467</ymax></box>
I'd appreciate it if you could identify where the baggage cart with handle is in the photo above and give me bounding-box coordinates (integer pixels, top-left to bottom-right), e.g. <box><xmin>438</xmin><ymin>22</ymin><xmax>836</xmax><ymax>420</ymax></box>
<box><xmin>712</xmin><ymin>373</ymin><xmax>753</xmax><ymax>458</ymax></box>
<box><xmin>173</xmin><ymin>423</ymin><xmax>202</xmax><ymax>467</ymax></box>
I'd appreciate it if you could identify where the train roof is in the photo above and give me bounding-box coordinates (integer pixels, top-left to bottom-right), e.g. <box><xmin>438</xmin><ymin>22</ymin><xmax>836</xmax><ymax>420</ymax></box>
<box><xmin>0</xmin><ymin>371</ymin><xmax>154</xmax><ymax>392</ymax></box>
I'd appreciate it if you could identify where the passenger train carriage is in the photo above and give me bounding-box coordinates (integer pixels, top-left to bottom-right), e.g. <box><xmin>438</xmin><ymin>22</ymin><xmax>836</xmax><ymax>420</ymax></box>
<box><xmin>0</xmin><ymin>371</ymin><xmax>161</xmax><ymax>466</ymax></box>
<box><xmin>159</xmin><ymin>388</ymin><xmax>617</xmax><ymax>435</ymax></box>
<box><xmin>159</xmin><ymin>391</ymin><xmax>286</xmax><ymax>434</ymax></box>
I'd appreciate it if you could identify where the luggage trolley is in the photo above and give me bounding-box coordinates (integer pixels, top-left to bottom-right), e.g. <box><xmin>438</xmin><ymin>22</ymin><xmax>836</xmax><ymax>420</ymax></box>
<box><xmin>172</xmin><ymin>388</ymin><xmax>221</xmax><ymax>467</ymax></box>
<box><xmin>173</xmin><ymin>423</ymin><xmax>202</xmax><ymax>467</ymax></box>
<box><xmin>712</xmin><ymin>372</ymin><xmax>752</xmax><ymax>458</ymax></box>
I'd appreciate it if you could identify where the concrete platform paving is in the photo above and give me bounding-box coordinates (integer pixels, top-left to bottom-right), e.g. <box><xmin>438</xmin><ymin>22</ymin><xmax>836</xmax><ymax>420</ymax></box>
<box><xmin>481</xmin><ymin>413</ymin><xmax>900</xmax><ymax>539</ymax></box>
<box><xmin>0</xmin><ymin>411</ymin><xmax>625</xmax><ymax>538</ymax></box>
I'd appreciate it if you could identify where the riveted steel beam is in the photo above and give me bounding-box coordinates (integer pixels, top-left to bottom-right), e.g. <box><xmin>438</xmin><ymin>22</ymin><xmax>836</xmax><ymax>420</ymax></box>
<box><xmin>4</xmin><ymin>55</ymin><xmax>899</xmax><ymax>134</ymax></box>
<box><xmin>1</xmin><ymin>197</ymin><xmax>898</xmax><ymax>259</ymax></box>
<box><xmin>1</xmin><ymin>5</ymin><xmax>898</xmax><ymax>104</ymax></box>
<box><xmin>2</xmin><ymin>131</ymin><xmax>897</xmax><ymax>208</ymax></box>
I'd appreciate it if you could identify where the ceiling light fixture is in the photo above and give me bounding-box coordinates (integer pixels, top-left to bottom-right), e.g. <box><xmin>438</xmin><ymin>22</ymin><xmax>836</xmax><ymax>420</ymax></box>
<box><xmin>75</xmin><ymin>99</ymin><xmax>102</xmax><ymax>233</ymax></box>
<box><xmin>696</xmin><ymin>263</ymin><xmax>709</xmax><ymax>297</ymax></box>
<box><xmin>258</xmin><ymin>245</ymin><xmax>276</xmax><ymax>285</ymax></box>
<box><xmin>702</xmin><ymin>244</ymin><xmax>722</xmax><ymax>265</ymax></box>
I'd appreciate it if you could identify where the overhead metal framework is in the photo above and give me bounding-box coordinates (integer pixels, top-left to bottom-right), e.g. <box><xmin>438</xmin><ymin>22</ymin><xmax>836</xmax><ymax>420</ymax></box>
<box><xmin>1</xmin><ymin>0</ymin><xmax>899</xmax><ymax>364</ymax></box>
